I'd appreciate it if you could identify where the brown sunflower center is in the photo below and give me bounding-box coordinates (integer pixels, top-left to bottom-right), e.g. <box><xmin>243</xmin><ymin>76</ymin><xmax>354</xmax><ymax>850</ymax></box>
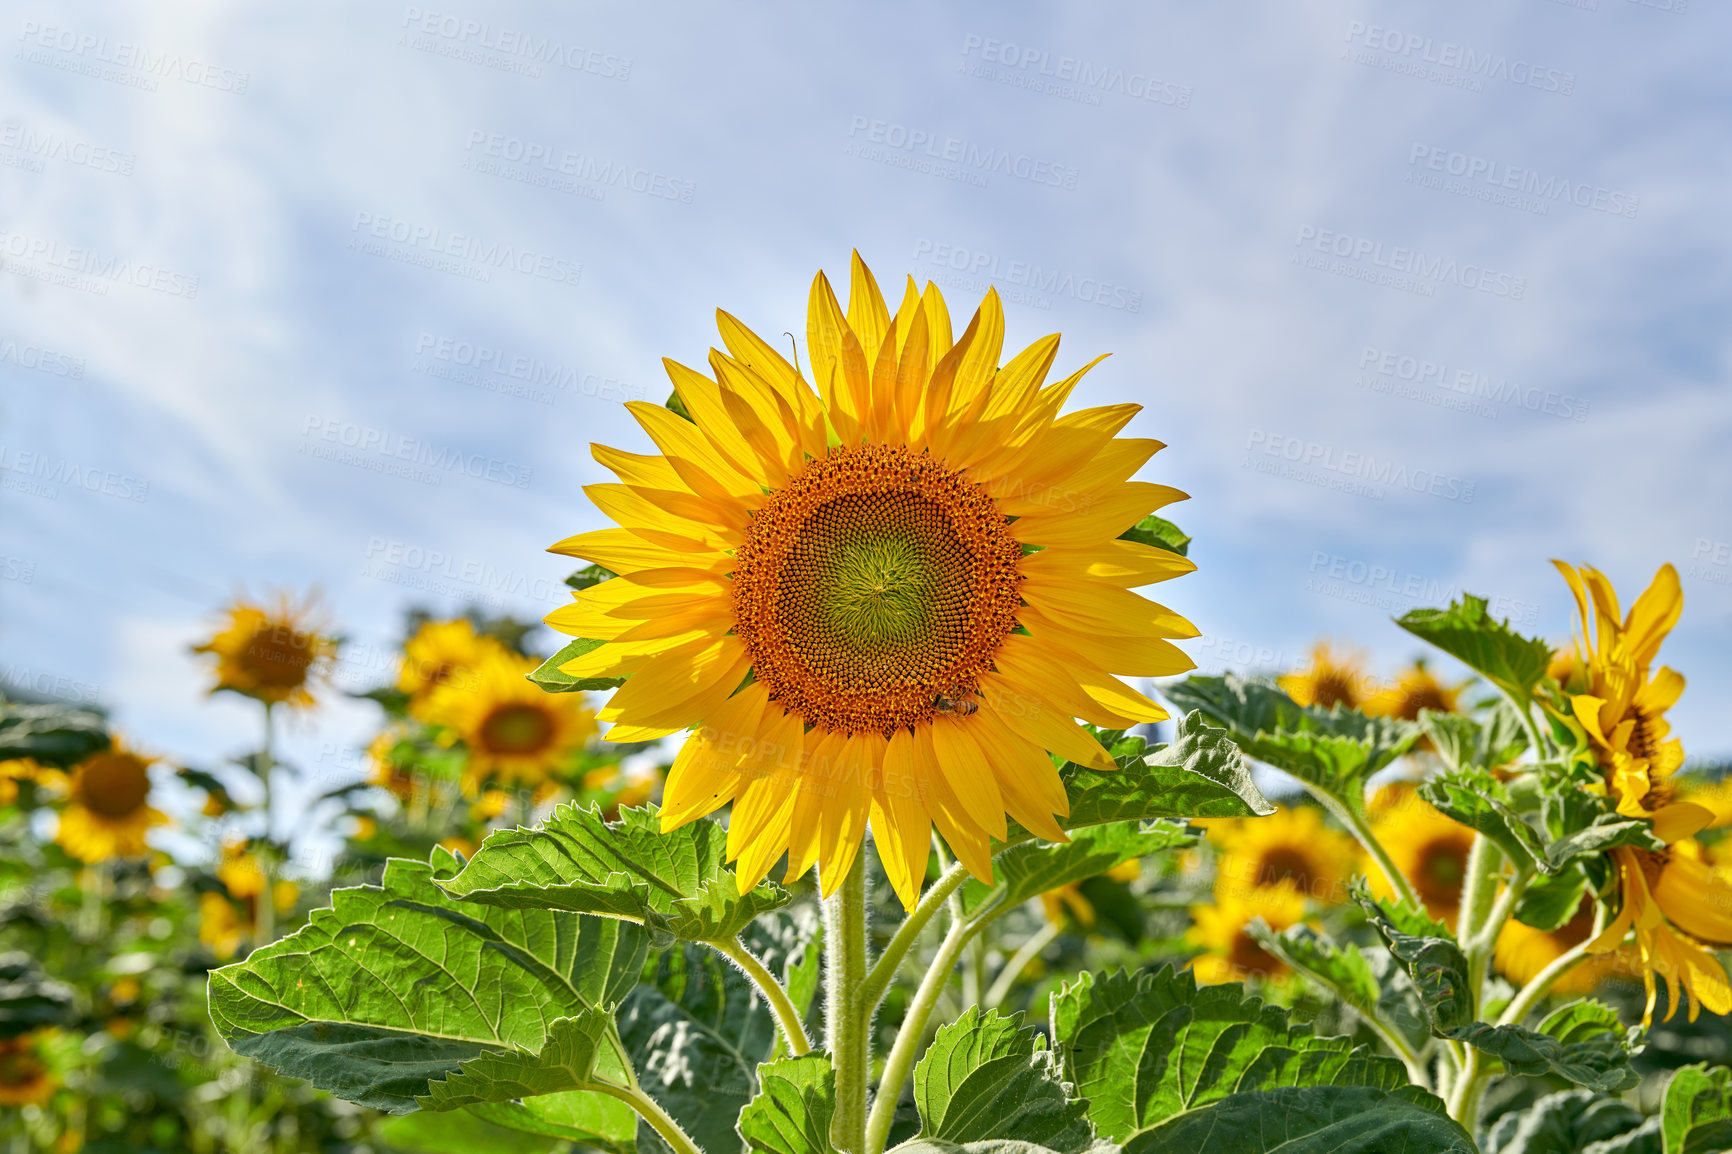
<box><xmin>0</xmin><ymin>1046</ymin><xmax>46</xmax><ymax>1088</ymax></box>
<box><xmin>1256</xmin><ymin>847</ymin><xmax>1317</xmax><ymax>891</ymax></box>
<box><xmin>1393</xmin><ymin>684</ymin><xmax>1451</xmax><ymax>720</ymax></box>
<box><xmin>479</xmin><ymin>703</ymin><xmax>556</xmax><ymax>756</ymax></box>
<box><xmin>238</xmin><ymin>626</ymin><xmax>317</xmax><ymax>688</ymax></box>
<box><xmin>1414</xmin><ymin>836</ymin><xmax>1471</xmax><ymax>907</ymax></box>
<box><xmin>1626</xmin><ymin>706</ymin><xmax>1658</xmax><ymax>764</ymax></box>
<box><xmin>1309</xmin><ymin>673</ymin><xmax>1359</xmax><ymax>710</ymax></box>
<box><xmin>1227</xmin><ymin>930</ymin><xmax>1285</xmax><ymax>980</ymax></box>
<box><xmin>78</xmin><ymin>752</ymin><xmax>151</xmax><ymax>819</ymax></box>
<box><xmin>731</xmin><ymin>444</ymin><xmax>1023</xmax><ymax>733</ymax></box>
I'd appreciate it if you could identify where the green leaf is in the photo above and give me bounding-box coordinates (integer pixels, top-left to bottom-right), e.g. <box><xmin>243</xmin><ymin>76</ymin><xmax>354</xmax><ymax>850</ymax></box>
<box><xmin>420</xmin><ymin>1011</ymin><xmax>619</xmax><ymax>1109</ymax></box>
<box><xmin>1444</xmin><ymin>1013</ymin><xmax>1637</xmax><ymax>1094</ymax></box>
<box><xmin>1050</xmin><ymin>966</ymin><xmax>1409</xmax><ymax>1143</ymax></box>
<box><xmin>0</xmin><ymin>701</ymin><xmax>109</xmax><ymax>767</ymax></box>
<box><xmin>1397</xmin><ymin>595</ymin><xmax>1553</xmax><ymax>704</ymax></box>
<box><xmin>738</xmin><ymin>1054</ymin><xmax>837</xmax><ymax>1154</ymax></box>
<box><xmin>914</xmin><ymin>1007</ymin><xmax>1094</xmax><ymax>1153</ymax></box>
<box><xmin>530</xmin><ymin>637</ymin><xmax>625</xmax><ymax>693</ymax></box>
<box><xmin>1119</xmin><ymin>514</ymin><xmax>1190</xmax><ymax>557</ymax></box>
<box><xmin>566</xmin><ymin>565</ymin><xmax>617</xmax><ymax>592</ymax></box>
<box><xmin>207</xmin><ymin>855</ymin><xmax>649</xmax><ymax>1113</ymax></box>
<box><xmin>1420</xmin><ymin>707</ymin><xmax>1528</xmax><ymax>775</ymax></box>
<box><xmin>1514</xmin><ymin>868</ymin><xmax>1590</xmax><ymax>933</ymax></box>
<box><xmin>1351</xmin><ymin>882</ymin><xmax>1472</xmax><ymax>1033</ymax></box>
<box><xmin>472</xmin><ymin>1091</ymin><xmax>639</xmax><ymax>1153</ymax></box>
<box><xmin>1419</xmin><ymin>770</ymin><xmax>1547</xmax><ymax>872</ymax></box>
<box><xmin>1120</xmin><ymin>1085</ymin><xmax>1474</xmax><ymax>1154</ymax></box>
<box><xmin>965</xmin><ymin>821</ymin><xmax>1193</xmax><ymax>916</ymax></box>
<box><xmin>1483</xmin><ymin>1088</ymin><xmax>1650</xmax><ymax>1154</ymax></box>
<box><xmin>0</xmin><ymin>952</ymin><xmax>76</xmax><ymax>1039</ymax></box>
<box><xmin>1162</xmin><ymin>676</ymin><xmax>1418</xmax><ymax>809</ymax></box>
<box><xmin>1662</xmin><ymin>1063</ymin><xmax>1732</xmax><ymax>1154</ymax></box>
<box><xmin>378</xmin><ymin>1107</ymin><xmax>567</xmax><ymax>1153</ymax></box>
<box><xmin>1245</xmin><ymin>924</ymin><xmax>1432</xmax><ymax>1048</ymax></box>
<box><xmin>437</xmin><ymin>804</ymin><xmax>791</xmax><ymax>945</ymax></box>
<box><xmin>1059</xmin><ymin>712</ymin><xmax>1273</xmax><ymax>828</ymax></box>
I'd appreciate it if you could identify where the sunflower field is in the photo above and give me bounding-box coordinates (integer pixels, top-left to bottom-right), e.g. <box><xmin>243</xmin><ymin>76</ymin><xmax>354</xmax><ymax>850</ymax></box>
<box><xmin>7</xmin><ymin>259</ymin><xmax>1732</xmax><ymax>1154</ymax></box>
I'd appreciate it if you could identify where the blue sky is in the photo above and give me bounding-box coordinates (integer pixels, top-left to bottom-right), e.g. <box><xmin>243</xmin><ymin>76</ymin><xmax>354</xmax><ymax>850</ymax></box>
<box><xmin>3</xmin><ymin>1</ymin><xmax>1730</xmax><ymax>842</ymax></box>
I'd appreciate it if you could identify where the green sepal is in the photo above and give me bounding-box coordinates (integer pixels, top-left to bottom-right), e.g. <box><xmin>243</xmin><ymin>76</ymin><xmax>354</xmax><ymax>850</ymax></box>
<box><xmin>530</xmin><ymin>637</ymin><xmax>626</xmax><ymax>693</ymax></box>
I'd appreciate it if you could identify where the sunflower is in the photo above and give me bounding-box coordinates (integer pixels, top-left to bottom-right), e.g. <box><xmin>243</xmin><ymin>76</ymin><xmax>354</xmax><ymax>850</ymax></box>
<box><xmin>1363</xmin><ymin>661</ymin><xmax>1463</xmax><ymax>722</ymax></box>
<box><xmin>1586</xmin><ymin>846</ymin><xmax>1732</xmax><ymax>1023</ymax></box>
<box><xmin>193</xmin><ymin>592</ymin><xmax>337</xmax><ymax>710</ymax></box>
<box><xmin>398</xmin><ymin>618</ymin><xmax>503</xmax><ymax>717</ymax></box>
<box><xmin>1189</xmin><ymin>883</ymin><xmax>1306</xmax><ymax>986</ymax></box>
<box><xmin>1205</xmin><ymin>804</ymin><xmax>1357</xmax><ymax>905</ymax></box>
<box><xmin>544</xmin><ymin>255</ymin><xmax>1197</xmax><ymax>909</ymax></box>
<box><xmin>423</xmin><ymin>650</ymin><xmax>596</xmax><ymax>793</ymax></box>
<box><xmin>0</xmin><ymin>1032</ymin><xmax>56</xmax><ymax>1106</ymax></box>
<box><xmin>199</xmin><ymin>892</ymin><xmax>247</xmax><ymax>960</ymax></box>
<box><xmin>55</xmin><ymin>740</ymin><xmax>168</xmax><ymax>863</ymax></box>
<box><xmin>1278</xmin><ymin>642</ymin><xmax>1370</xmax><ymax>710</ymax></box>
<box><xmin>367</xmin><ymin>727</ymin><xmax>419</xmax><ymax>800</ymax></box>
<box><xmin>1494</xmin><ymin>895</ymin><xmax>1616</xmax><ymax>997</ymax></box>
<box><xmin>1367</xmin><ymin>783</ymin><xmax>1475</xmax><ymax>926</ymax></box>
<box><xmin>1040</xmin><ymin>859</ymin><xmax>1142</xmax><ymax>930</ymax></box>
<box><xmin>0</xmin><ymin>757</ymin><xmax>63</xmax><ymax>807</ymax></box>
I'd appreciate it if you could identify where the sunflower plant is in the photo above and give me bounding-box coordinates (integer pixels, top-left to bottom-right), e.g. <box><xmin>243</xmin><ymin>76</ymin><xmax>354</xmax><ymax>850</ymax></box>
<box><xmin>202</xmin><ymin>260</ymin><xmax>1732</xmax><ymax>1154</ymax></box>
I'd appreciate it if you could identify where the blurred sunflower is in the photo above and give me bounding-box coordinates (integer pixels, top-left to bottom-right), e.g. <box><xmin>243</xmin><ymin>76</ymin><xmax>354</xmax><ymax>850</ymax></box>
<box><xmin>1189</xmin><ymin>883</ymin><xmax>1305</xmax><ymax>985</ymax></box>
<box><xmin>193</xmin><ymin>592</ymin><xmax>337</xmax><ymax>710</ymax></box>
<box><xmin>398</xmin><ymin>617</ymin><xmax>503</xmax><ymax>717</ymax></box>
<box><xmin>55</xmin><ymin>740</ymin><xmax>168</xmax><ymax>862</ymax></box>
<box><xmin>0</xmin><ymin>1032</ymin><xmax>56</xmax><ymax>1106</ymax></box>
<box><xmin>1495</xmin><ymin>895</ymin><xmax>1617</xmax><ymax>997</ymax></box>
<box><xmin>1363</xmin><ymin>661</ymin><xmax>1463</xmax><ymax>722</ymax></box>
<box><xmin>199</xmin><ymin>892</ymin><xmax>247</xmax><ymax>960</ymax></box>
<box><xmin>1040</xmin><ymin>859</ymin><xmax>1142</xmax><ymax>930</ymax></box>
<box><xmin>547</xmin><ymin>254</ymin><xmax>1197</xmax><ymax>909</ymax></box>
<box><xmin>215</xmin><ymin>838</ymin><xmax>298</xmax><ymax>912</ymax></box>
<box><xmin>367</xmin><ymin>727</ymin><xmax>418</xmax><ymax>801</ymax></box>
<box><xmin>0</xmin><ymin>757</ymin><xmax>64</xmax><ymax>807</ymax></box>
<box><xmin>1205</xmin><ymin>805</ymin><xmax>1357</xmax><ymax>905</ymax></box>
<box><xmin>1278</xmin><ymin>642</ymin><xmax>1370</xmax><ymax>710</ymax></box>
<box><xmin>1368</xmin><ymin>783</ymin><xmax>1475</xmax><ymax>926</ymax></box>
<box><xmin>424</xmin><ymin>650</ymin><xmax>596</xmax><ymax>793</ymax></box>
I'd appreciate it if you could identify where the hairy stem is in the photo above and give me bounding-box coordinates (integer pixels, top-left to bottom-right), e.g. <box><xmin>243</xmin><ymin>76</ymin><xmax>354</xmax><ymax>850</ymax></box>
<box><xmin>591</xmin><ymin>1081</ymin><xmax>705</xmax><ymax>1154</ymax></box>
<box><xmin>865</xmin><ymin>915</ymin><xmax>977</xmax><ymax>1154</ymax></box>
<box><xmin>713</xmin><ymin>936</ymin><xmax>812</xmax><ymax>1057</ymax></box>
<box><xmin>860</xmin><ymin>860</ymin><xmax>971</xmax><ymax>1014</ymax></box>
<box><xmin>257</xmin><ymin>702</ymin><xmax>276</xmax><ymax>945</ymax></box>
<box><xmin>1321</xmin><ymin>790</ymin><xmax>1423</xmax><ymax>910</ymax></box>
<box><xmin>1446</xmin><ymin>1044</ymin><xmax>1481</xmax><ymax>1125</ymax></box>
<box><xmin>825</xmin><ymin>853</ymin><xmax>869</xmax><ymax>1154</ymax></box>
<box><xmin>1497</xmin><ymin>938</ymin><xmax>1596</xmax><ymax>1027</ymax></box>
<box><xmin>983</xmin><ymin>919</ymin><xmax>1060</xmax><ymax>1011</ymax></box>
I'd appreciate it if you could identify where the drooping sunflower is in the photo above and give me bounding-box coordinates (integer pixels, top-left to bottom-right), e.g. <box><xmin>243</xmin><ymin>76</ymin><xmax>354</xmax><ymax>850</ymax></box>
<box><xmin>545</xmin><ymin>255</ymin><xmax>1197</xmax><ymax>908</ymax></box>
<box><xmin>1588</xmin><ymin>845</ymin><xmax>1732</xmax><ymax>1023</ymax></box>
<box><xmin>1205</xmin><ymin>804</ymin><xmax>1357</xmax><ymax>905</ymax></box>
<box><xmin>55</xmin><ymin>740</ymin><xmax>168</xmax><ymax>863</ymax></box>
<box><xmin>1189</xmin><ymin>882</ymin><xmax>1305</xmax><ymax>986</ymax></box>
<box><xmin>1363</xmin><ymin>661</ymin><xmax>1463</xmax><ymax>722</ymax></box>
<box><xmin>0</xmin><ymin>1032</ymin><xmax>56</xmax><ymax>1106</ymax></box>
<box><xmin>1367</xmin><ymin>782</ymin><xmax>1475</xmax><ymax>926</ymax></box>
<box><xmin>1494</xmin><ymin>895</ymin><xmax>1617</xmax><ymax>997</ymax></box>
<box><xmin>193</xmin><ymin>592</ymin><xmax>338</xmax><ymax>710</ymax></box>
<box><xmin>1278</xmin><ymin>642</ymin><xmax>1370</xmax><ymax>710</ymax></box>
<box><xmin>423</xmin><ymin>650</ymin><xmax>597</xmax><ymax>793</ymax></box>
<box><xmin>398</xmin><ymin>617</ymin><xmax>504</xmax><ymax>717</ymax></box>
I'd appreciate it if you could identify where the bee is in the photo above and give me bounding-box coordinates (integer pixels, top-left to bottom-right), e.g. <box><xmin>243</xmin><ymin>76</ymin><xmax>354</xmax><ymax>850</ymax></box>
<box><xmin>932</xmin><ymin>693</ymin><xmax>979</xmax><ymax>717</ymax></box>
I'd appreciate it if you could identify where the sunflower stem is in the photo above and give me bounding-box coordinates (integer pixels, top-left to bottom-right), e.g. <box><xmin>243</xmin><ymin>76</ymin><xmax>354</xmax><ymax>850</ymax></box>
<box><xmin>861</xmin><ymin>860</ymin><xmax>971</xmax><ymax>1015</ymax></box>
<box><xmin>257</xmin><ymin>702</ymin><xmax>276</xmax><ymax>946</ymax></box>
<box><xmin>1496</xmin><ymin>938</ymin><xmax>1596</xmax><ymax>1027</ymax></box>
<box><xmin>983</xmin><ymin>919</ymin><xmax>1060</xmax><ymax>1010</ymax></box>
<box><xmin>713</xmin><ymin>935</ymin><xmax>812</xmax><ymax>1057</ymax></box>
<box><xmin>825</xmin><ymin>852</ymin><xmax>869</xmax><ymax>1154</ymax></box>
<box><xmin>865</xmin><ymin>913</ymin><xmax>979</xmax><ymax>1154</ymax></box>
<box><xmin>1319</xmin><ymin>790</ymin><xmax>1423</xmax><ymax>911</ymax></box>
<box><xmin>590</xmin><ymin>1080</ymin><xmax>704</xmax><ymax>1154</ymax></box>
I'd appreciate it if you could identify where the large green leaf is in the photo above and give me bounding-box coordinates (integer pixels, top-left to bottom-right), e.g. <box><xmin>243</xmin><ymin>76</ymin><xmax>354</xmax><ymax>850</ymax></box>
<box><xmin>1050</xmin><ymin>966</ymin><xmax>1409</xmax><ymax>1143</ymax></box>
<box><xmin>1162</xmin><ymin>676</ymin><xmax>1418</xmax><ymax>808</ymax></box>
<box><xmin>0</xmin><ymin>701</ymin><xmax>109</xmax><ymax>766</ymax></box>
<box><xmin>738</xmin><ymin>1054</ymin><xmax>837</xmax><ymax>1154</ymax></box>
<box><xmin>1662</xmin><ymin>1063</ymin><xmax>1732</xmax><ymax>1154</ymax></box>
<box><xmin>1059</xmin><ymin>711</ymin><xmax>1273</xmax><ymax>827</ymax></box>
<box><xmin>529</xmin><ymin>637</ymin><xmax>626</xmax><ymax>693</ymax></box>
<box><xmin>1397</xmin><ymin>595</ymin><xmax>1553</xmax><ymax>703</ymax></box>
<box><xmin>420</xmin><ymin>1011</ymin><xmax>621</xmax><ymax>1108</ymax></box>
<box><xmin>1419</xmin><ymin>769</ymin><xmax>1547</xmax><ymax>872</ymax></box>
<box><xmin>914</xmin><ymin>1008</ymin><xmax>1093</xmax><ymax>1153</ymax></box>
<box><xmin>1245</xmin><ymin>925</ymin><xmax>1427</xmax><ymax>1051</ymax></box>
<box><xmin>964</xmin><ymin>821</ymin><xmax>1193</xmax><ymax>916</ymax></box>
<box><xmin>1351</xmin><ymin>883</ymin><xmax>1472</xmax><ymax>1034</ymax></box>
<box><xmin>377</xmin><ymin>1107</ymin><xmax>567</xmax><ymax>1153</ymax></box>
<box><xmin>1120</xmin><ymin>1085</ymin><xmax>1474</xmax><ymax>1154</ymax></box>
<box><xmin>1444</xmin><ymin>1013</ymin><xmax>1637</xmax><ymax>1094</ymax></box>
<box><xmin>0</xmin><ymin>952</ymin><xmax>76</xmax><ymax>1039</ymax></box>
<box><xmin>437</xmin><ymin>804</ymin><xmax>791</xmax><ymax>945</ymax></box>
<box><xmin>473</xmin><ymin>1091</ymin><xmax>639</xmax><ymax>1153</ymax></box>
<box><xmin>208</xmin><ymin>853</ymin><xmax>649</xmax><ymax>1113</ymax></box>
<box><xmin>1483</xmin><ymin>1088</ymin><xmax>1650</xmax><ymax>1154</ymax></box>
